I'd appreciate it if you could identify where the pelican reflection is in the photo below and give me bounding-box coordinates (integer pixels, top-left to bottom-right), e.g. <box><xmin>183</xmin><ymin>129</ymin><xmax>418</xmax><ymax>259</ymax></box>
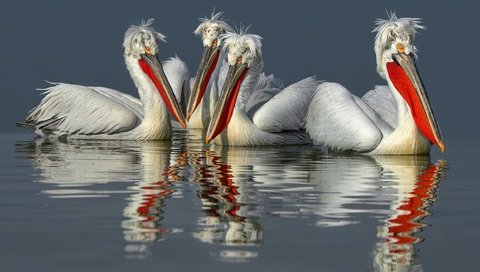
<box><xmin>122</xmin><ymin>142</ymin><xmax>187</xmax><ymax>259</ymax></box>
<box><xmin>189</xmin><ymin>147</ymin><xmax>263</xmax><ymax>246</ymax></box>
<box><xmin>191</xmin><ymin>143</ymin><xmax>446</xmax><ymax>269</ymax></box>
<box><xmin>295</xmin><ymin>154</ymin><xmax>445</xmax><ymax>271</ymax></box>
<box><xmin>16</xmin><ymin>138</ymin><xmax>187</xmax><ymax>259</ymax></box>
<box><xmin>15</xmin><ymin>134</ymin><xmax>446</xmax><ymax>267</ymax></box>
<box><xmin>187</xmin><ymin>143</ymin><xmax>317</xmax><ymax>262</ymax></box>
<box><xmin>373</xmin><ymin>157</ymin><xmax>446</xmax><ymax>272</ymax></box>
<box><xmin>16</xmin><ymin>138</ymin><xmax>141</xmax><ymax>197</ymax></box>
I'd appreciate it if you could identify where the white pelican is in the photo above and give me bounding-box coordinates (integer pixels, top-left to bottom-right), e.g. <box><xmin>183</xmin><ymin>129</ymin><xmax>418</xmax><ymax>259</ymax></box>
<box><xmin>305</xmin><ymin>14</ymin><xmax>444</xmax><ymax>154</ymax></box>
<box><xmin>23</xmin><ymin>19</ymin><xmax>187</xmax><ymax>140</ymax></box>
<box><xmin>186</xmin><ymin>12</ymin><xmax>233</xmax><ymax>128</ymax></box>
<box><xmin>205</xmin><ymin>31</ymin><xmax>319</xmax><ymax>146</ymax></box>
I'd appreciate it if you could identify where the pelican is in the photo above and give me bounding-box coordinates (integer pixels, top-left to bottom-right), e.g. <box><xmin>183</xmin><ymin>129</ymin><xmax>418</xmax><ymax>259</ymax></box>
<box><xmin>205</xmin><ymin>31</ymin><xmax>319</xmax><ymax>146</ymax></box>
<box><xmin>22</xmin><ymin>19</ymin><xmax>187</xmax><ymax>140</ymax></box>
<box><xmin>186</xmin><ymin>12</ymin><xmax>232</xmax><ymax>128</ymax></box>
<box><xmin>305</xmin><ymin>14</ymin><xmax>444</xmax><ymax>154</ymax></box>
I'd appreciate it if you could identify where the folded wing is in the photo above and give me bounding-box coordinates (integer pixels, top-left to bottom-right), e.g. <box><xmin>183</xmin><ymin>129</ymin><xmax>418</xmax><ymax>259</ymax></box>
<box><xmin>253</xmin><ymin>77</ymin><xmax>319</xmax><ymax>132</ymax></box>
<box><xmin>26</xmin><ymin>83</ymin><xmax>142</xmax><ymax>136</ymax></box>
<box><xmin>305</xmin><ymin>82</ymin><xmax>385</xmax><ymax>152</ymax></box>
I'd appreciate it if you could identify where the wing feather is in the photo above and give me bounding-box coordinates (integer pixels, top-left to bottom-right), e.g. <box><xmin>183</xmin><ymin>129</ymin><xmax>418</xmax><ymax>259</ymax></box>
<box><xmin>253</xmin><ymin>77</ymin><xmax>319</xmax><ymax>132</ymax></box>
<box><xmin>26</xmin><ymin>83</ymin><xmax>141</xmax><ymax>136</ymax></box>
<box><xmin>245</xmin><ymin>73</ymin><xmax>285</xmax><ymax>118</ymax></box>
<box><xmin>305</xmin><ymin>82</ymin><xmax>384</xmax><ymax>152</ymax></box>
<box><xmin>361</xmin><ymin>85</ymin><xmax>397</xmax><ymax>128</ymax></box>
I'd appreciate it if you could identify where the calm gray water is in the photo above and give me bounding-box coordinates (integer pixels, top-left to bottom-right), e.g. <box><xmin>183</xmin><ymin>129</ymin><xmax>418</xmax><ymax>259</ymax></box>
<box><xmin>1</xmin><ymin>130</ymin><xmax>478</xmax><ymax>271</ymax></box>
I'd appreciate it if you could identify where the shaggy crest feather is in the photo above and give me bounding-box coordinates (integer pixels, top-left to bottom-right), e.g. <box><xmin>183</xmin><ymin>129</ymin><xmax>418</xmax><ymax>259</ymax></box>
<box><xmin>194</xmin><ymin>11</ymin><xmax>232</xmax><ymax>36</ymax></box>
<box><xmin>221</xmin><ymin>30</ymin><xmax>263</xmax><ymax>66</ymax></box>
<box><xmin>123</xmin><ymin>18</ymin><xmax>166</xmax><ymax>56</ymax></box>
<box><xmin>373</xmin><ymin>12</ymin><xmax>425</xmax><ymax>78</ymax></box>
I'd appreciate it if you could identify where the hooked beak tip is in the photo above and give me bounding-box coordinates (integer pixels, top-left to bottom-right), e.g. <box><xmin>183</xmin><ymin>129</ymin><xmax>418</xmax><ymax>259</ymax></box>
<box><xmin>205</xmin><ymin>136</ymin><xmax>212</xmax><ymax>145</ymax></box>
<box><xmin>438</xmin><ymin>142</ymin><xmax>445</xmax><ymax>153</ymax></box>
<box><xmin>176</xmin><ymin>118</ymin><xmax>187</xmax><ymax>129</ymax></box>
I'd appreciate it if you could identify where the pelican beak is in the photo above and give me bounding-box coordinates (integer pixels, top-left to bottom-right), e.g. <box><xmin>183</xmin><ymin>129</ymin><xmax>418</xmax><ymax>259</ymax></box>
<box><xmin>186</xmin><ymin>45</ymin><xmax>221</xmax><ymax>120</ymax></box>
<box><xmin>139</xmin><ymin>53</ymin><xmax>187</xmax><ymax>128</ymax></box>
<box><xmin>388</xmin><ymin>53</ymin><xmax>445</xmax><ymax>152</ymax></box>
<box><xmin>205</xmin><ymin>62</ymin><xmax>248</xmax><ymax>144</ymax></box>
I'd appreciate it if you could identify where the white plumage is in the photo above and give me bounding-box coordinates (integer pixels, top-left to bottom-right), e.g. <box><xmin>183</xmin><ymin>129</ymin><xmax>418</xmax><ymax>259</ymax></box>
<box><xmin>253</xmin><ymin>77</ymin><xmax>317</xmax><ymax>132</ymax></box>
<box><xmin>24</xmin><ymin>19</ymin><xmax>187</xmax><ymax>140</ymax></box>
<box><xmin>305</xmin><ymin>14</ymin><xmax>444</xmax><ymax>154</ymax></box>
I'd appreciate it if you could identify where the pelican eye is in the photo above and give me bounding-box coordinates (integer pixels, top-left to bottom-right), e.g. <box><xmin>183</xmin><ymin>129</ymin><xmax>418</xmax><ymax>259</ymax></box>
<box><xmin>145</xmin><ymin>46</ymin><xmax>152</xmax><ymax>55</ymax></box>
<box><xmin>396</xmin><ymin>43</ymin><xmax>405</xmax><ymax>53</ymax></box>
<box><xmin>236</xmin><ymin>56</ymin><xmax>243</xmax><ymax>65</ymax></box>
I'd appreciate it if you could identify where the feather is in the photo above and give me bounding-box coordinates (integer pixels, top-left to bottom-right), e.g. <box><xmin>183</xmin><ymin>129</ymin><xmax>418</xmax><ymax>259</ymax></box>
<box><xmin>245</xmin><ymin>73</ymin><xmax>284</xmax><ymax>118</ymax></box>
<box><xmin>253</xmin><ymin>77</ymin><xmax>319</xmax><ymax>132</ymax></box>
<box><xmin>305</xmin><ymin>82</ymin><xmax>383</xmax><ymax>152</ymax></box>
<box><xmin>26</xmin><ymin>83</ymin><xmax>142</xmax><ymax>136</ymax></box>
<box><xmin>362</xmin><ymin>85</ymin><xmax>397</xmax><ymax>128</ymax></box>
<box><xmin>193</xmin><ymin>11</ymin><xmax>232</xmax><ymax>36</ymax></box>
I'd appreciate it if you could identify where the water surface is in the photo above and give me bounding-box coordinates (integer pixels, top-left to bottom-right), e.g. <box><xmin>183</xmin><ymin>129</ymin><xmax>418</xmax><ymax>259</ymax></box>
<box><xmin>1</xmin><ymin>131</ymin><xmax>478</xmax><ymax>271</ymax></box>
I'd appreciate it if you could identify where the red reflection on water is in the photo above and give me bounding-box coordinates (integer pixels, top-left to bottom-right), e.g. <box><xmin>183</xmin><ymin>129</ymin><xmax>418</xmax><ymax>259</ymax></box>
<box><xmin>191</xmin><ymin>149</ymin><xmax>262</xmax><ymax>246</ymax></box>
<box><xmin>386</xmin><ymin>161</ymin><xmax>445</xmax><ymax>247</ymax></box>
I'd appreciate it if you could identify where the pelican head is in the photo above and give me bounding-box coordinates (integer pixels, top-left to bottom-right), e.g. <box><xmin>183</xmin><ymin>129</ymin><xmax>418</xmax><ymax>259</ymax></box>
<box><xmin>222</xmin><ymin>31</ymin><xmax>263</xmax><ymax>68</ymax></box>
<box><xmin>373</xmin><ymin>13</ymin><xmax>424</xmax><ymax>79</ymax></box>
<box><xmin>206</xmin><ymin>31</ymin><xmax>263</xmax><ymax>143</ymax></box>
<box><xmin>186</xmin><ymin>13</ymin><xmax>233</xmax><ymax>120</ymax></box>
<box><xmin>123</xmin><ymin>18</ymin><xmax>166</xmax><ymax>59</ymax></box>
<box><xmin>194</xmin><ymin>12</ymin><xmax>233</xmax><ymax>47</ymax></box>
<box><xmin>123</xmin><ymin>19</ymin><xmax>186</xmax><ymax>128</ymax></box>
<box><xmin>373</xmin><ymin>13</ymin><xmax>444</xmax><ymax>152</ymax></box>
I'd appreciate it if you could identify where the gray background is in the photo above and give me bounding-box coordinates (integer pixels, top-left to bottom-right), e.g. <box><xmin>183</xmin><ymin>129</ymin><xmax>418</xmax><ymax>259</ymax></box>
<box><xmin>1</xmin><ymin>0</ymin><xmax>478</xmax><ymax>143</ymax></box>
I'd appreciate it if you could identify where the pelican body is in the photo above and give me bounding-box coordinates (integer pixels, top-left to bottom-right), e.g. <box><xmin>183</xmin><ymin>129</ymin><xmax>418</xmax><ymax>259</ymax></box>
<box><xmin>305</xmin><ymin>14</ymin><xmax>444</xmax><ymax>154</ymax></box>
<box><xmin>205</xmin><ymin>32</ymin><xmax>319</xmax><ymax>146</ymax></box>
<box><xmin>23</xmin><ymin>19</ymin><xmax>186</xmax><ymax>140</ymax></box>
